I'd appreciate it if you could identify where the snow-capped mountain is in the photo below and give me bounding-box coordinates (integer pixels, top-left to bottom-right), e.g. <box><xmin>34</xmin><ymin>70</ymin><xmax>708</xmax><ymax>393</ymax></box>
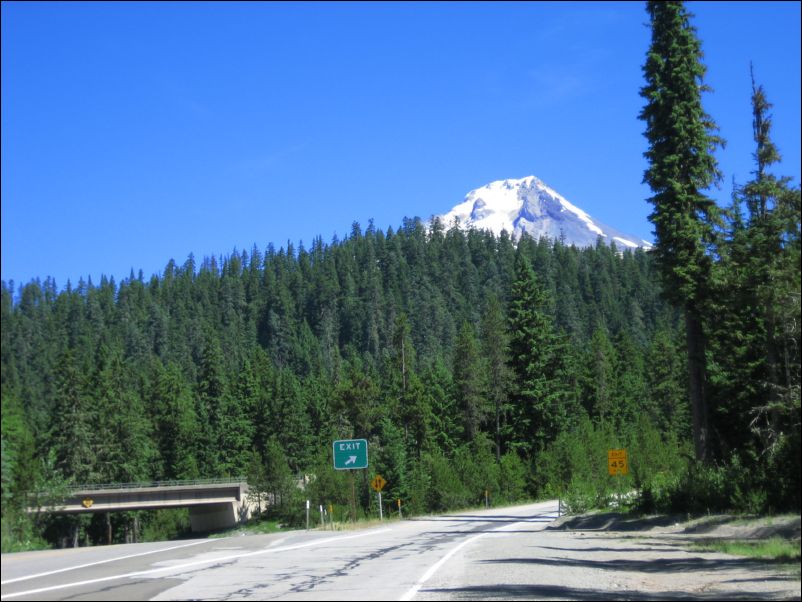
<box><xmin>437</xmin><ymin>176</ymin><xmax>652</xmax><ymax>250</ymax></box>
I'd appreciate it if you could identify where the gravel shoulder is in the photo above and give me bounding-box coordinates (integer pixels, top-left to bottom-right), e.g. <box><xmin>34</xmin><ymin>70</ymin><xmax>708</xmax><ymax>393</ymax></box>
<box><xmin>417</xmin><ymin>512</ymin><xmax>801</xmax><ymax>601</ymax></box>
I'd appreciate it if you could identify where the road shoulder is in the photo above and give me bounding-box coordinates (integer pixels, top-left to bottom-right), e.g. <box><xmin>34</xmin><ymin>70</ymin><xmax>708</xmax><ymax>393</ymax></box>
<box><xmin>416</xmin><ymin>512</ymin><xmax>801</xmax><ymax>600</ymax></box>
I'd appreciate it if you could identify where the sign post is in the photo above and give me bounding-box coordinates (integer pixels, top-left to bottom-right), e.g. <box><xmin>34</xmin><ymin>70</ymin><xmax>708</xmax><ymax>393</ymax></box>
<box><xmin>371</xmin><ymin>475</ymin><xmax>387</xmax><ymax>521</ymax></box>
<box><xmin>333</xmin><ymin>439</ymin><xmax>369</xmax><ymax>522</ymax></box>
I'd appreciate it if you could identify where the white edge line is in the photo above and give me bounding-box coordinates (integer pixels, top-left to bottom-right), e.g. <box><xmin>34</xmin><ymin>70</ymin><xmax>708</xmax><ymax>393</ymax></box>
<box><xmin>399</xmin><ymin>532</ymin><xmax>486</xmax><ymax>602</ymax></box>
<box><xmin>399</xmin><ymin>507</ymin><xmax>558</xmax><ymax>601</ymax></box>
<box><xmin>1</xmin><ymin>528</ymin><xmax>391</xmax><ymax>600</ymax></box>
<box><xmin>0</xmin><ymin>539</ymin><xmax>221</xmax><ymax>585</ymax></box>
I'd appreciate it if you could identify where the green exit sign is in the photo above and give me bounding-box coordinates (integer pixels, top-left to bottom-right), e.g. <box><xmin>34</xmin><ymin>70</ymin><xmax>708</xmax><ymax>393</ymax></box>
<box><xmin>333</xmin><ymin>439</ymin><xmax>368</xmax><ymax>470</ymax></box>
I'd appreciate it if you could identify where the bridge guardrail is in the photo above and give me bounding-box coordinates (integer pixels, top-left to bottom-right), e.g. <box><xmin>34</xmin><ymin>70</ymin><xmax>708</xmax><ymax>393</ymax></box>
<box><xmin>66</xmin><ymin>477</ymin><xmax>248</xmax><ymax>492</ymax></box>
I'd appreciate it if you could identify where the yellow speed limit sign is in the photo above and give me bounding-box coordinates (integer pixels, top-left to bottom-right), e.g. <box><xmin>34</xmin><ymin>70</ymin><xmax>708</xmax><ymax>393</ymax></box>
<box><xmin>608</xmin><ymin>449</ymin><xmax>628</xmax><ymax>476</ymax></box>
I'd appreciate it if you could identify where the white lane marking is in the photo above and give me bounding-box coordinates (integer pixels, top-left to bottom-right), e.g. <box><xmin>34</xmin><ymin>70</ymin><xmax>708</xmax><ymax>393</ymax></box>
<box><xmin>1</xmin><ymin>528</ymin><xmax>392</xmax><ymax>599</ymax></box>
<box><xmin>399</xmin><ymin>533</ymin><xmax>485</xmax><ymax>602</ymax></box>
<box><xmin>0</xmin><ymin>539</ymin><xmax>220</xmax><ymax>585</ymax></box>
<box><xmin>399</xmin><ymin>506</ymin><xmax>557</xmax><ymax>601</ymax></box>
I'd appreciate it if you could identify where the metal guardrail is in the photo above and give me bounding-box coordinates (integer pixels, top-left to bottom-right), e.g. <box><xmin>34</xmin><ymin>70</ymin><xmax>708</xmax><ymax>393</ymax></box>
<box><xmin>68</xmin><ymin>477</ymin><xmax>247</xmax><ymax>492</ymax></box>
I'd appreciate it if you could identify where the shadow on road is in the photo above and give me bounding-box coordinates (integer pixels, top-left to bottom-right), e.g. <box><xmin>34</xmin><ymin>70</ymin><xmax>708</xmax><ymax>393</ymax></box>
<box><xmin>479</xmin><ymin>554</ymin><xmax>793</xmax><ymax>575</ymax></box>
<box><xmin>421</xmin><ymin>583</ymin><xmax>787</xmax><ymax>601</ymax></box>
<box><xmin>547</xmin><ymin>512</ymin><xmax>685</xmax><ymax>532</ymax></box>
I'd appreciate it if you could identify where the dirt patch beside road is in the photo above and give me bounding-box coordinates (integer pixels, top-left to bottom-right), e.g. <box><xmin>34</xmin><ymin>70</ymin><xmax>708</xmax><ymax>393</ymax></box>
<box><xmin>552</xmin><ymin>512</ymin><xmax>800</xmax><ymax>540</ymax></box>
<box><xmin>537</xmin><ymin>512</ymin><xmax>802</xmax><ymax>600</ymax></box>
<box><xmin>417</xmin><ymin>511</ymin><xmax>800</xmax><ymax>601</ymax></box>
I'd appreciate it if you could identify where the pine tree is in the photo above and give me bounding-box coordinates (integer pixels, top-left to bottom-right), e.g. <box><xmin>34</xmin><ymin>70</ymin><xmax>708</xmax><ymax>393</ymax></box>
<box><xmin>92</xmin><ymin>347</ymin><xmax>154</xmax><ymax>483</ymax></box>
<box><xmin>49</xmin><ymin>350</ymin><xmax>98</xmax><ymax>484</ymax></box>
<box><xmin>149</xmin><ymin>360</ymin><xmax>199</xmax><ymax>480</ymax></box>
<box><xmin>712</xmin><ymin>68</ymin><xmax>801</xmax><ymax>484</ymax></box>
<box><xmin>646</xmin><ymin>326</ymin><xmax>689</xmax><ymax>439</ymax></box>
<box><xmin>452</xmin><ymin>321</ymin><xmax>486</xmax><ymax>443</ymax></box>
<box><xmin>639</xmin><ymin>0</ymin><xmax>724</xmax><ymax>462</ymax></box>
<box><xmin>480</xmin><ymin>294</ymin><xmax>512</xmax><ymax>462</ymax></box>
<box><xmin>195</xmin><ymin>332</ymin><xmax>229</xmax><ymax>476</ymax></box>
<box><xmin>507</xmin><ymin>251</ymin><xmax>563</xmax><ymax>460</ymax></box>
<box><xmin>585</xmin><ymin>327</ymin><xmax>616</xmax><ymax>423</ymax></box>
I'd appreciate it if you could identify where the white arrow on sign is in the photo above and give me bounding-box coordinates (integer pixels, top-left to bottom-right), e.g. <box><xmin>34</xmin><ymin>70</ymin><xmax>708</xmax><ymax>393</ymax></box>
<box><xmin>345</xmin><ymin>456</ymin><xmax>357</xmax><ymax>466</ymax></box>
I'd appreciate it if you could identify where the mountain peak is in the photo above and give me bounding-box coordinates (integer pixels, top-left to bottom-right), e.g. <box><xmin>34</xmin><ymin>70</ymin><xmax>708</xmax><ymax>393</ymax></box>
<box><xmin>438</xmin><ymin>176</ymin><xmax>651</xmax><ymax>249</ymax></box>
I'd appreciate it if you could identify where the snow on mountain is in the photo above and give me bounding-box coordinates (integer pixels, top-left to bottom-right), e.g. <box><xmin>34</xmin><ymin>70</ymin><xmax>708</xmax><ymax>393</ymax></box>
<box><xmin>437</xmin><ymin>176</ymin><xmax>652</xmax><ymax>250</ymax></box>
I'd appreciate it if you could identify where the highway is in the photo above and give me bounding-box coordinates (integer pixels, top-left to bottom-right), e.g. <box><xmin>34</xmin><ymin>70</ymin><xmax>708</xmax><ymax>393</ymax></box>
<box><xmin>1</xmin><ymin>500</ymin><xmax>558</xmax><ymax>601</ymax></box>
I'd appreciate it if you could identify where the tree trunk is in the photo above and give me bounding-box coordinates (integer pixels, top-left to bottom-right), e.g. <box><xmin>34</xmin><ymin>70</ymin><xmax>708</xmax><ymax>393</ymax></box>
<box><xmin>686</xmin><ymin>310</ymin><xmax>709</xmax><ymax>462</ymax></box>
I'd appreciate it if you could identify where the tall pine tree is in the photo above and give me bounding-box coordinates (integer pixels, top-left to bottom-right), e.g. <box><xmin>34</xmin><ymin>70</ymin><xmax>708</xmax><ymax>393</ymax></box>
<box><xmin>639</xmin><ymin>0</ymin><xmax>723</xmax><ymax>462</ymax></box>
<box><xmin>712</xmin><ymin>67</ymin><xmax>801</xmax><ymax>499</ymax></box>
<box><xmin>507</xmin><ymin>250</ymin><xmax>563</xmax><ymax>461</ymax></box>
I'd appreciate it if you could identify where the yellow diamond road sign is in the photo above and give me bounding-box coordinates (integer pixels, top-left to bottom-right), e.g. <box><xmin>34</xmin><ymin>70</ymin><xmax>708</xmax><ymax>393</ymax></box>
<box><xmin>371</xmin><ymin>475</ymin><xmax>387</xmax><ymax>492</ymax></box>
<box><xmin>82</xmin><ymin>497</ymin><xmax>94</xmax><ymax>508</ymax></box>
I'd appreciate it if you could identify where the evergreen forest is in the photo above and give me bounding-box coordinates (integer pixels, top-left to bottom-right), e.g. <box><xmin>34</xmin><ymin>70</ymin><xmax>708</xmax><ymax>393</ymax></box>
<box><xmin>1</xmin><ymin>1</ymin><xmax>800</xmax><ymax>550</ymax></box>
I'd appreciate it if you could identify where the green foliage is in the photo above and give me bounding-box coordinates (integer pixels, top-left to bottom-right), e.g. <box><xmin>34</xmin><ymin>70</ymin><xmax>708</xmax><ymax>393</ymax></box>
<box><xmin>692</xmin><ymin>537</ymin><xmax>801</xmax><ymax>563</ymax></box>
<box><xmin>452</xmin><ymin>322</ymin><xmax>487</xmax><ymax>443</ymax></box>
<box><xmin>412</xmin><ymin>449</ymin><xmax>470</xmax><ymax>513</ymax></box>
<box><xmin>260</xmin><ymin>436</ymin><xmax>300</xmax><ymax>521</ymax></box>
<box><xmin>645</xmin><ymin>327</ymin><xmax>689</xmax><ymax>438</ymax></box>
<box><xmin>374</xmin><ymin>418</ymin><xmax>410</xmax><ymax>506</ymax></box>
<box><xmin>1</xmin><ymin>512</ymin><xmax>49</xmax><ymax>553</ymax></box>
<box><xmin>3</xmin><ymin>450</ymin><xmax>71</xmax><ymax>551</ymax></box>
<box><xmin>140</xmin><ymin>509</ymin><xmax>191</xmax><ymax>542</ymax></box>
<box><xmin>480</xmin><ymin>294</ymin><xmax>512</xmax><ymax>462</ymax></box>
<box><xmin>708</xmin><ymin>67</ymin><xmax>801</xmax><ymax>497</ymax></box>
<box><xmin>540</xmin><ymin>417</ymin><xmax>617</xmax><ymax>513</ymax></box>
<box><xmin>539</xmin><ymin>415</ymin><xmax>690</xmax><ymax>515</ymax></box>
<box><xmin>666</xmin><ymin>460</ymin><xmax>737</xmax><ymax>514</ymax></box>
<box><xmin>453</xmin><ymin>435</ymin><xmax>500</xmax><ymax>506</ymax></box>
<box><xmin>497</xmin><ymin>451</ymin><xmax>528</xmax><ymax>504</ymax></box>
<box><xmin>640</xmin><ymin>0</ymin><xmax>723</xmax><ymax>308</ymax></box>
<box><xmin>640</xmin><ymin>0</ymin><xmax>724</xmax><ymax>464</ymax></box>
<box><xmin>1</xmin><ymin>391</ymin><xmax>36</xmax><ymax>512</ymax></box>
<box><xmin>638</xmin><ymin>3</ymin><xmax>800</xmax><ymax>507</ymax></box>
<box><xmin>508</xmin><ymin>250</ymin><xmax>569</xmax><ymax>460</ymax></box>
<box><xmin>648</xmin><ymin>453</ymin><xmax>774</xmax><ymax>515</ymax></box>
<box><xmin>2</xmin><ymin>142</ymin><xmax>797</xmax><ymax>547</ymax></box>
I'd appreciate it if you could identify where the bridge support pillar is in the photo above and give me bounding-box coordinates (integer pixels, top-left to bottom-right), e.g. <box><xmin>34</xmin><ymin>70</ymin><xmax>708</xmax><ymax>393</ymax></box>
<box><xmin>189</xmin><ymin>502</ymin><xmax>238</xmax><ymax>532</ymax></box>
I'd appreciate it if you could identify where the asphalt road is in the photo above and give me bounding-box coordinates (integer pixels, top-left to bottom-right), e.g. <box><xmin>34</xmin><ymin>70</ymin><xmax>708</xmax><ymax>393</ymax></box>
<box><xmin>0</xmin><ymin>500</ymin><xmax>559</xmax><ymax>601</ymax></box>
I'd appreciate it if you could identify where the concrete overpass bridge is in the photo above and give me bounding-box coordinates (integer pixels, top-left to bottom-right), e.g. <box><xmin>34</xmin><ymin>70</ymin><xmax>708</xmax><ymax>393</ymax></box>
<box><xmin>31</xmin><ymin>479</ymin><xmax>255</xmax><ymax>532</ymax></box>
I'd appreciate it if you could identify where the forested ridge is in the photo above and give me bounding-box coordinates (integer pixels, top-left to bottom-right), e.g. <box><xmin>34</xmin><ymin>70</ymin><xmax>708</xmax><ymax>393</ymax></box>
<box><xmin>1</xmin><ymin>212</ymin><xmax>797</xmax><ymax>548</ymax></box>
<box><xmin>2</xmin><ymin>225</ymin><xmax>690</xmax><ymax>545</ymax></box>
<box><xmin>2</xmin><ymin>0</ymin><xmax>800</xmax><ymax>550</ymax></box>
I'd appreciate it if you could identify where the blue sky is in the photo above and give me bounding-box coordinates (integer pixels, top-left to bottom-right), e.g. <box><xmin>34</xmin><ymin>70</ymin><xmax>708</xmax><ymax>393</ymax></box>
<box><xmin>2</xmin><ymin>1</ymin><xmax>800</xmax><ymax>290</ymax></box>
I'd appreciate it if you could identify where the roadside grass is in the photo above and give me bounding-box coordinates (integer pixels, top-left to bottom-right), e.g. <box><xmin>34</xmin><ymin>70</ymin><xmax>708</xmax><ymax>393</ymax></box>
<box><xmin>205</xmin><ymin>501</ymin><xmax>524</xmax><ymax>539</ymax></box>
<box><xmin>727</xmin><ymin>514</ymin><xmax>799</xmax><ymax>528</ymax></box>
<box><xmin>207</xmin><ymin>513</ymin><xmax>405</xmax><ymax>538</ymax></box>
<box><xmin>692</xmin><ymin>537</ymin><xmax>801</xmax><ymax>577</ymax></box>
<box><xmin>208</xmin><ymin>517</ymin><xmax>285</xmax><ymax>538</ymax></box>
<box><xmin>326</xmin><ymin>516</ymin><xmax>398</xmax><ymax>531</ymax></box>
